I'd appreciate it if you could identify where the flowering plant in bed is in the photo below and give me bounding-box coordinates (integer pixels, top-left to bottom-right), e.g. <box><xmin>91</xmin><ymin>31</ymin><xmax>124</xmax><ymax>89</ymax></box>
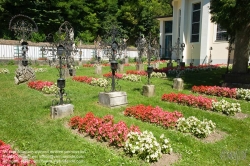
<box><xmin>124</xmin><ymin>104</ymin><xmax>216</xmax><ymax>138</ymax></box>
<box><xmin>69</xmin><ymin>113</ymin><xmax>173</xmax><ymax>163</ymax></box>
<box><xmin>124</xmin><ymin>131</ymin><xmax>172</xmax><ymax>163</ymax></box>
<box><xmin>0</xmin><ymin>68</ymin><xmax>10</xmax><ymax>74</ymax></box>
<box><xmin>83</xmin><ymin>64</ymin><xmax>95</xmax><ymax>67</ymax></box>
<box><xmin>150</xmin><ymin>72</ymin><xmax>166</xmax><ymax>78</ymax></box>
<box><xmin>126</xmin><ymin>70</ymin><xmax>147</xmax><ymax>76</ymax></box>
<box><xmin>161</xmin><ymin>93</ymin><xmax>241</xmax><ymax>116</ymax></box>
<box><xmin>177</xmin><ymin>116</ymin><xmax>216</xmax><ymax>138</ymax></box>
<box><xmin>192</xmin><ymin>85</ymin><xmax>250</xmax><ymax>101</ymax></box>
<box><xmin>124</xmin><ymin>104</ymin><xmax>183</xmax><ymax>128</ymax></box>
<box><xmin>103</xmin><ymin>73</ymin><xmax>141</xmax><ymax>82</ymax></box>
<box><xmin>33</xmin><ymin>68</ymin><xmax>47</xmax><ymax>73</ymax></box>
<box><xmin>0</xmin><ymin>140</ymin><xmax>36</xmax><ymax>165</ymax></box>
<box><xmin>103</xmin><ymin>72</ymin><xmax>123</xmax><ymax>79</ymax></box>
<box><xmin>69</xmin><ymin>112</ymin><xmax>141</xmax><ymax>147</ymax></box>
<box><xmin>28</xmin><ymin>80</ymin><xmax>58</xmax><ymax>94</ymax></box>
<box><xmin>72</xmin><ymin>76</ymin><xmax>108</xmax><ymax>87</ymax></box>
<box><xmin>212</xmin><ymin>99</ymin><xmax>241</xmax><ymax>116</ymax></box>
<box><xmin>122</xmin><ymin>74</ymin><xmax>141</xmax><ymax>82</ymax></box>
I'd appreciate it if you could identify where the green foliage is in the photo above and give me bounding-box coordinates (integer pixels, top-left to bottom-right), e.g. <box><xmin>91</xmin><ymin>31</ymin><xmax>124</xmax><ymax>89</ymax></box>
<box><xmin>0</xmin><ymin>0</ymin><xmax>172</xmax><ymax>45</ymax></box>
<box><xmin>7</xmin><ymin>60</ymin><xmax>15</xmax><ymax>65</ymax></box>
<box><xmin>30</xmin><ymin>32</ymin><xmax>46</xmax><ymax>42</ymax></box>
<box><xmin>77</xmin><ymin>30</ymin><xmax>95</xmax><ymax>44</ymax></box>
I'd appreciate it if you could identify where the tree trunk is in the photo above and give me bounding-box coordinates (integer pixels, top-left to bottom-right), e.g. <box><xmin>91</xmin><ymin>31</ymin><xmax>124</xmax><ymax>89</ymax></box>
<box><xmin>232</xmin><ymin>23</ymin><xmax>250</xmax><ymax>73</ymax></box>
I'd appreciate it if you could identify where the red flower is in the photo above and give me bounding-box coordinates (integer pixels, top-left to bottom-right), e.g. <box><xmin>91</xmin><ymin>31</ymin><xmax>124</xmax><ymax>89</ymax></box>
<box><xmin>162</xmin><ymin>93</ymin><xmax>216</xmax><ymax>110</ymax></box>
<box><xmin>69</xmin><ymin>112</ymin><xmax>140</xmax><ymax>148</ymax></box>
<box><xmin>72</xmin><ymin>76</ymin><xmax>93</xmax><ymax>84</ymax></box>
<box><xmin>124</xmin><ymin>104</ymin><xmax>183</xmax><ymax>128</ymax></box>
<box><xmin>27</xmin><ymin>80</ymin><xmax>54</xmax><ymax>91</ymax></box>
<box><xmin>126</xmin><ymin>70</ymin><xmax>147</xmax><ymax>76</ymax></box>
<box><xmin>103</xmin><ymin>72</ymin><xmax>123</xmax><ymax>79</ymax></box>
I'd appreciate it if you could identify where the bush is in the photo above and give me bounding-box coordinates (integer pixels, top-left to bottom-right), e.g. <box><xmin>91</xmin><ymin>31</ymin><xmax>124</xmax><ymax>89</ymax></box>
<box><xmin>7</xmin><ymin>60</ymin><xmax>15</xmax><ymax>65</ymax></box>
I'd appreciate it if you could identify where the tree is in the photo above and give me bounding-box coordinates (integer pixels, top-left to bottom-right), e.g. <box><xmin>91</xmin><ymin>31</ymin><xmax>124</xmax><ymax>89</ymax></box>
<box><xmin>210</xmin><ymin>0</ymin><xmax>250</xmax><ymax>73</ymax></box>
<box><xmin>0</xmin><ymin>0</ymin><xmax>172</xmax><ymax>44</ymax></box>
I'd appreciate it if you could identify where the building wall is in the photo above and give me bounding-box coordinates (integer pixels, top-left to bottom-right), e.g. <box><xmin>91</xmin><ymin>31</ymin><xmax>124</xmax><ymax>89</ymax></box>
<box><xmin>158</xmin><ymin>0</ymin><xmax>231</xmax><ymax>65</ymax></box>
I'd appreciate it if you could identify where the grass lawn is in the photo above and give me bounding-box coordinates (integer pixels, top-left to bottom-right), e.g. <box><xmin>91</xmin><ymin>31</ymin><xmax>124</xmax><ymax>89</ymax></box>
<box><xmin>0</xmin><ymin>62</ymin><xmax>249</xmax><ymax>166</ymax></box>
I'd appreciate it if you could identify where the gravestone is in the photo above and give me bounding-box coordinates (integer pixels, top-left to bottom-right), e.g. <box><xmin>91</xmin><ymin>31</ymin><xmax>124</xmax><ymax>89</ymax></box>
<box><xmin>173</xmin><ymin>78</ymin><xmax>184</xmax><ymax>91</ymax></box>
<box><xmin>95</xmin><ymin>64</ymin><xmax>102</xmax><ymax>75</ymax></box>
<box><xmin>124</xmin><ymin>57</ymin><xmax>129</xmax><ymax>64</ymax></box>
<box><xmin>50</xmin><ymin>104</ymin><xmax>74</xmax><ymax>119</ymax></box>
<box><xmin>99</xmin><ymin>91</ymin><xmax>127</xmax><ymax>108</ymax></box>
<box><xmin>136</xmin><ymin>64</ymin><xmax>144</xmax><ymax>71</ymax></box>
<box><xmin>117</xmin><ymin>64</ymin><xmax>124</xmax><ymax>73</ymax></box>
<box><xmin>64</xmin><ymin>68</ymin><xmax>70</xmax><ymax>78</ymax></box>
<box><xmin>142</xmin><ymin>85</ymin><xmax>155</xmax><ymax>97</ymax></box>
<box><xmin>14</xmin><ymin>65</ymin><xmax>36</xmax><ymax>85</ymax></box>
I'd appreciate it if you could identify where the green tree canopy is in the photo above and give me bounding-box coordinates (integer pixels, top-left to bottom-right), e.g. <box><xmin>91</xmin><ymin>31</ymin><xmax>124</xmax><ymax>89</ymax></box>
<box><xmin>0</xmin><ymin>0</ymin><xmax>172</xmax><ymax>45</ymax></box>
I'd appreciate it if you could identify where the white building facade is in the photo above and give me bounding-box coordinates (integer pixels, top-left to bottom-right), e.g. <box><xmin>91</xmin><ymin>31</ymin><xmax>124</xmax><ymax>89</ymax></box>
<box><xmin>157</xmin><ymin>0</ymin><xmax>233</xmax><ymax>66</ymax></box>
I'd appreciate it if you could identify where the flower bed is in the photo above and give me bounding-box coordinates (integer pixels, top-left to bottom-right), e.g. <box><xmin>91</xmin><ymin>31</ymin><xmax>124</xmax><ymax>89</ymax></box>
<box><xmin>124</xmin><ymin>104</ymin><xmax>216</xmax><ymax>138</ymax></box>
<box><xmin>161</xmin><ymin>93</ymin><xmax>241</xmax><ymax>116</ymax></box>
<box><xmin>177</xmin><ymin>116</ymin><xmax>216</xmax><ymax>138</ymax></box>
<box><xmin>0</xmin><ymin>140</ymin><xmax>36</xmax><ymax>165</ymax></box>
<box><xmin>83</xmin><ymin>64</ymin><xmax>95</xmax><ymax>67</ymax></box>
<box><xmin>124</xmin><ymin>105</ymin><xmax>183</xmax><ymax>128</ymax></box>
<box><xmin>72</xmin><ymin>76</ymin><xmax>108</xmax><ymax>87</ymax></box>
<box><xmin>103</xmin><ymin>73</ymin><xmax>141</xmax><ymax>82</ymax></box>
<box><xmin>33</xmin><ymin>68</ymin><xmax>47</xmax><ymax>73</ymax></box>
<box><xmin>103</xmin><ymin>72</ymin><xmax>123</xmax><ymax>79</ymax></box>
<box><xmin>0</xmin><ymin>68</ymin><xmax>10</xmax><ymax>74</ymax></box>
<box><xmin>69</xmin><ymin>112</ymin><xmax>172</xmax><ymax>162</ymax></box>
<box><xmin>124</xmin><ymin>131</ymin><xmax>172</xmax><ymax>162</ymax></box>
<box><xmin>126</xmin><ymin>70</ymin><xmax>147</xmax><ymax>76</ymax></box>
<box><xmin>122</xmin><ymin>74</ymin><xmax>141</xmax><ymax>82</ymax></box>
<box><xmin>28</xmin><ymin>80</ymin><xmax>58</xmax><ymax>94</ymax></box>
<box><xmin>150</xmin><ymin>72</ymin><xmax>166</xmax><ymax>78</ymax></box>
<box><xmin>192</xmin><ymin>85</ymin><xmax>250</xmax><ymax>101</ymax></box>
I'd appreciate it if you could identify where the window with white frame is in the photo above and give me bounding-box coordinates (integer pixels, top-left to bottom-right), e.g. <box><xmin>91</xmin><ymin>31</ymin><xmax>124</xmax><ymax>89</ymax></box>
<box><xmin>191</xmin><ymin>2</ymin><xmax>201</xmax><ymax>42</ymax></box>
<box><xmin>216</xmin><ymin>24</ymin><xmax>228</xmax><ymax>41</ymax></box>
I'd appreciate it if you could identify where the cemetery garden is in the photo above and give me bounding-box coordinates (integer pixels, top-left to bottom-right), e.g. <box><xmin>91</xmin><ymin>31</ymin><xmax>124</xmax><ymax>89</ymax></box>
<box><xmin>0</xmin><ymin>61</ymin><xmax>249</xmax><ymax>166</ymax></box>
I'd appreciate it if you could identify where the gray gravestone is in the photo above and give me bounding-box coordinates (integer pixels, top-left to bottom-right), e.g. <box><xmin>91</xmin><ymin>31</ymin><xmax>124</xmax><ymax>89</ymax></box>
<box><xmin>99</xmin><ymin>91</ymin><xmax>127</xmax><ymax>108</ymax></box>
<box><xmin>136</xmin><ymin>64</ymin><xmax>144</xmax><ymax>71</ymax></box>
<box><xmin>117</xmin><ymin>64</ymin><xmax>124</xmax><ymax>73</ymax></box>
<box><xmin>50</xmin><ymin>104</ymin><xmax>74</xmax><ymax>119</ymax></box>
<box><xmin>142</xmin><ymin>85</ymin><xmax>155</xmax><ymax>97</ymax></box>
<box><xmin>173</xmin><ymin>78</ymin><xmax>184</xmax><ymax>91</ymax></box>
<box><xmin>95</xmin><ymin>65</ymin><xmax>102</xmax><ymax>75</ymax></box>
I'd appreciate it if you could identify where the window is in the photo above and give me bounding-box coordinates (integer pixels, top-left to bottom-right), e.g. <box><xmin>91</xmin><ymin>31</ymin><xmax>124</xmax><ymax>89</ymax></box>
<box><xmin>216</xmin><ymin>24</ymin><xmax>228</xmax><ymax>41</ymax></box>
<box><xmin>191</xmin><ymin>3</ymin><xmax>201</xmax><ymax>42</ymax></box>
<box><xmin>165</xmin><ymin>21</ymin><xmax>172</xmax><ymax>33</ymax></box>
